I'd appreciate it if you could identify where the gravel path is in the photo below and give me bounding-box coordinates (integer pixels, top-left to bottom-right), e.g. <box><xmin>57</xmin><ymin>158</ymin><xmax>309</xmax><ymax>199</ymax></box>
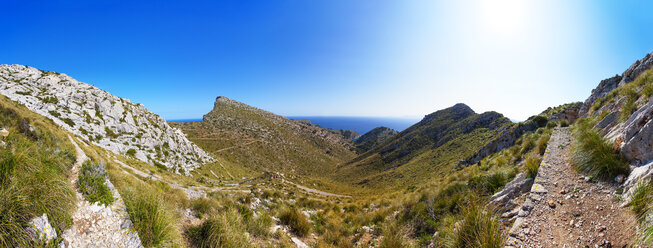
<box><xmin>59</xmin><ymin>136</ymin><xmax>143</xmax><ymax>248</ymax></box>
<box><xmin>285</xmin><ymin>180</ymin><xmax>351</xmax><ymax>198</ymax></box>
<box><xmin>506</xmin><ymin>128</ymin><xmax>637</xmax><ymax>247</ymax></box>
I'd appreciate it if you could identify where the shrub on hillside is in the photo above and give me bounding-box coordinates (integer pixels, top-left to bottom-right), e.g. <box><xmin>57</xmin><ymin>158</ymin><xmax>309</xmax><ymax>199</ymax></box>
<box><xmin>77</xmin><ymin>161</ymin><xmax>114</xmax><ymax>206</ymax></box>
<box><xmin>570</xmin><ymin>119</ymin><xmax>629</xmax><ymax>180</ymax></box>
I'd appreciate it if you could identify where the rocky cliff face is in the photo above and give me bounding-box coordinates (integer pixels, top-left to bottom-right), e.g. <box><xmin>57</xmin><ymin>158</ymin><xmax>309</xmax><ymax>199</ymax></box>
<box><xmin>354</xmin><ymin>126</ymin><xmax>398</xmax><ymax>152</ymax></box>
<box><xmin>0</xmin><ymin>64</ymin><xmax>213</xmax><ymax>174</ymax></box>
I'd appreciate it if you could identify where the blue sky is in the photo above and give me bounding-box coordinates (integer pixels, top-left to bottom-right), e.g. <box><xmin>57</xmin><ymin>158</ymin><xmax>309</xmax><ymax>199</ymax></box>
<box><xmin>2</xmin><ymin>0</ymin><xmax>653</xmax><ymax>120</ymax></box>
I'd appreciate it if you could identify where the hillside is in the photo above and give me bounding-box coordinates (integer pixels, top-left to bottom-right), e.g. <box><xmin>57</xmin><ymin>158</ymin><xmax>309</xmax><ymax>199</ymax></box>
<box><xmin>0</xmin><ymin>65</ymin><xmax>212</xmax><ymax>173</ymax></box>
<box><xmin>171</xmin><ymin>96</ymin><xmax>357</xmax><ymax>176</ymax></box>
<box><xmin>354</xmin><ymin>126</ymin><xmax>398</xmax><ymax>152</ymax></box>
<box><xmin>335</xmin><ymin>103</ymin><xmax>516</xmax><ymax>189</ymax></box>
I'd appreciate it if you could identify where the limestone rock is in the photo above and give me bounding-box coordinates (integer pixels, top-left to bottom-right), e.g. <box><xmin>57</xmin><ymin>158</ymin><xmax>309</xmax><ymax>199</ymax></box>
<box><xmin>28</xmin><ymin>214</ymin><xmax>57</xmax><ymax>243</ymax></box>
<box><xmin>0</xmin><ymin>64</ymin><xmax>213</xmax><ymax>173</ymax></box>
<box><xmin>621</xmin><ymin>101</ymin><xmax>653</xmax><ymax>164</ymax></box>
<box><xmin>489</xmin><ymin>173</ymin><xmax>534</xmax><ymax>209</ymax></box>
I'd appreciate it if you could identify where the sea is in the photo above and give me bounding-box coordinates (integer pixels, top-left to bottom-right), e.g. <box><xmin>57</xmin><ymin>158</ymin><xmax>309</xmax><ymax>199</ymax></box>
<box><xmin>287</xmin><ymin>116</ymin><xmax>420</xmax><ymax>134</ymax></box>
<box><xmin>169</xmin><ymin>116</ymin><xmax>420</xmax><ymax>134</ymax></box>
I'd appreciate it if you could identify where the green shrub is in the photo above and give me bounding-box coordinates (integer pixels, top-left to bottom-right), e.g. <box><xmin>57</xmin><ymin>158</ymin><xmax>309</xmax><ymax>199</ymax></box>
<box><xmin>570</xmin><ymin>119</ymin><xmax>629</xmax><ymax>180</ymax></box>
<box><xmin>124</xmin><ymin>190</ymin><xmax>177</xmax><ymax>247</ymax></box>
<box><xmin>77</xmin><ymin>161</ymin><xmax>114</xmax><ymax>206</ymax></box>
<box><xmin>42</xmin><ymin>96</ymin><xmax>59</xmax><ymax>104</ymax></box>
<box><xmin>188</xmin><ymin>208</ymin><xmax>252</xmax><ymax>248</ymax></box>
<box><xmin>104</xmin><ymin>127</ymin><xmax>118</xmax><ymax>138</ymax></box>
<box><xmin>48</xmin><ymin>110</ymin><xmax>61</xmax><ymax>118</ymax></box>
<box><xmin>126</xmin><ymin>148</ymin><xmax>137</xmax><ymax>157</ymax></box>
<box><xmin>62</xmin><ymin>118</ymin><xmax>75</xmax><ymax>127</ymax></box>
<box><xmin>279</xmin><ymin>206</ymin><xmax>311</xmax><ymax>237</ymax></box>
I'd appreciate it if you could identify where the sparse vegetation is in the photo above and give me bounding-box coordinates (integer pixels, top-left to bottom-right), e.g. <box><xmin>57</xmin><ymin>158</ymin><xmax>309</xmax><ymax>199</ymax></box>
<box><xmin>62</xmin><ymin>118</ymin><xmax>75</xmax><ymax>127</ymax></box>
<box><xmin>441</xmin><ymin>200</ymin><xmax>504</xmax><ymax>248</ymax></box>
<box><xmin>570</xmin><ymin>119</ymin><xmax>629</xmax><ymax>180</ymax></box>
<box><xmin>279</xmin><ymin>206</ymin><xmax>311</xmax><ymax>237</ymax></box>
<box><xmin>188</xmin><ymin>208</ymin><xmax>252</xmax><ymax>248</ymax></box>
<box><xmin>77</xmin><ymin>161</ymin><xmax>114</xmax><ymax>206</ymax></box>
<box><xmin>0</xmin><ymin>95</ymin><xmax>76</xmax><ymax>247</ymax></box>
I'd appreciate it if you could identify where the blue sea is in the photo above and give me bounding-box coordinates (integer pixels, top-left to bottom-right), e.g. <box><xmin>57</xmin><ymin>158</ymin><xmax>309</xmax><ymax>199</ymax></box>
<box><xmin>287</xmin><ymin>116</ymin><xmax>420</xmax><ymax>134</ymax></box>
<box><xmin>169</xmin><ymin>116</ymin><xmax>420</xmax><ymax>134</ymax></box>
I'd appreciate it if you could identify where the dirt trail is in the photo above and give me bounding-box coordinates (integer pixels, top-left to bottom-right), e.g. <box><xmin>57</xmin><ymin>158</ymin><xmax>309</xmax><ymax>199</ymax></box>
<box><xmin>506</xmin><ymin>127</ymin><xmax>637</xmax><ymax>247</ymax></box>
<box><xmin>60</xmin><ymin>136</ymin><xmax>143</xmax><ymax>248</ymax></box>
<box><xmin>285</xmin><ymin>180</ymin><xmax>351</xmax><ymax>198</ymax></box>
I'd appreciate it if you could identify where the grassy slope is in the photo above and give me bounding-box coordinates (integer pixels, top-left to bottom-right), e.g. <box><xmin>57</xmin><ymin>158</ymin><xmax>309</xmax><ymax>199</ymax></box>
<box><xmin>0</xmin><ymin>94</ymin><xmax>77</xmax><ymax>247</ymax></box>
<box><xmin>171</xmin><ymin>97</ymin><xmax>357</xmax><ymax>179</ymax></box>
<box><xmin>335</xmin><ymin>104</ymin><xmax>512</xmax><ymax>191</ymax></box>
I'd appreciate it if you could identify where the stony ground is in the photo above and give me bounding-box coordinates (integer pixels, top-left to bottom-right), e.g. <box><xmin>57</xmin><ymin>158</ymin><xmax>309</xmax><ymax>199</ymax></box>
<box><xmin>506</xmin><ymin>127</ymin><xmax>637</xmax><ymax>247</ymax></box>
<box><xmin>59</xmin><ymin>136</ymin><xmax>143</xmax><ymax>248</ymax></box>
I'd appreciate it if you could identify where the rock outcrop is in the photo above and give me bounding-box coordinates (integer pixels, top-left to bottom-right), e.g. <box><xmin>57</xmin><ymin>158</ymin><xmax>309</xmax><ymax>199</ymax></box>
<box><xmin>354</xmin><ymin>126</ymin><xmax>398</xmax><ymax>152</ymax></box>
<box><xmin>581</xmin><ymin>52</ymin><xmax>653</xmax><ymax>117</ymax></box>
<box><xmin>0</xmin><ymin>64</ymin><xmax>212</xmax><ymax>173</ymax></box>
<box><xmin>489</xmin><ymin>172</ymin><xmax>534</xmax><ymax>210</ymax></box>
<box><xmin>621</xmin><ymin>101</ymin><xmax>653</xmax><ymax>164</ymax></box>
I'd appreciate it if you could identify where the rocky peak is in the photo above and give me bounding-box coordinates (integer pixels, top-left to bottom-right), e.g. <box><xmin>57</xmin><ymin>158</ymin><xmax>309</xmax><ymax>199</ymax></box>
<box><xmin>0</xmin><ymin>64</ymin><xmax>213</xmax><ymax>174</ymax></box>
<box><xmin>581</xmin><ymin>52</ymin><xmax>653</xmax><ymax>116</ymax></box>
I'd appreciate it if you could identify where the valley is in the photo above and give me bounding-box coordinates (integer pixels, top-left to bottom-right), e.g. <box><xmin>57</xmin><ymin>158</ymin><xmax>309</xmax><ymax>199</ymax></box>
<box><xmin>2</xmin><ymin>52</ymin><xmax>653</xmax><ymax>247</ymax></box>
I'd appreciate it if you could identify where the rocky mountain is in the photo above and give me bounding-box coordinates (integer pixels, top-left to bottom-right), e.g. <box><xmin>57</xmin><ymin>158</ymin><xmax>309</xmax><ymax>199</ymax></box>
<box><xmin>0</xmin><ymin>64</ymin><xmax>213</xmax><ymax>174</ymax></box>
<box><xmin>353</xmin><ymin>126</ymin><xmax>398</xmax><ymax>152</ymax></box>
<box><xmin>294</xmin><ymin>119</ymin><xmax>361</xmax><ymax>141</ymax></box>
<box><xmin>336</xmin><ymin>103</ymin><xmax>514</xmax><ymax>188</ymax></box>
<box><xmin>171</xmin><ymin>96</ymin><xmax>357</xmax><ymax>176</ymax></box>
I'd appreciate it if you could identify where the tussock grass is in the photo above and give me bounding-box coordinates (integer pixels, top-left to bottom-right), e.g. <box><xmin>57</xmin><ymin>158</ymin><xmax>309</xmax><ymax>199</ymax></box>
<box><xmin>188</xmin><ymin>208</ymin><xmax>252</xmax><ymax>248</ymax></box>
<box><xmin>525</xmin><ymin>155</ymin><xmax>541</xmax><ymax>179</ymax></box>
<box><xmin>443</xmin><ymin>200</ymin><xmax>504</xmax><ymax>248</ymax></box>
<box><xmin>379</xmin><ymin>221</ymin><xmax>408</xmax><ymax>248</ymax></box>
<box><xmin>0</xmin><ymin>96</ymin><xmax>76</xmax><ymax>246</ymax></box>
<box><xmin>279</xmin><ymin>206</ymin><xmax>311</xmax><ymax>237</ymax></box>
<box><xmin>629</xmin><ymin>180</ymin><xmax>652</xmax><ymax>219</ymax></box>
<box><xmin>77</xmin><ymin>161</ymin><xmax>114</xmax><ymax>206</ymax></box>
<box><xmin>191</xmin><ymin>197</ymin><xmax>217</xmax><ymax>219</ymax></box>
<box><xmin>570</xmin><ymin>119</ymin><xmax>628</xmax><ymax>180</ymax></box>
<box><xmin>123</xmin><ymin>190</ymin><xmax>178</xmax><ymax>247</ymax></box>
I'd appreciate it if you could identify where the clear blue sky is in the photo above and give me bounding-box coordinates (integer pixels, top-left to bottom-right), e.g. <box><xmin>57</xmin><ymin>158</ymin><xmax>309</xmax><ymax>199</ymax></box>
<box><xmin>2</xmin><ymin>0</ymin><xmax>653</xmax><ymax>120</ymax></box>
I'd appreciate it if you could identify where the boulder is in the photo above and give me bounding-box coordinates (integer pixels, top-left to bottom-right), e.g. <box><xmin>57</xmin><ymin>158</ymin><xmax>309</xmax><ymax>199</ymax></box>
<box><xmin>621</xmin><ymin>101</ymin><xmax>653</xmax><ymax>164</ymax></box>
<box><xmin>29</xmin><ymin>214</ymin><xmax>57</xmax><ymax>243</ymax></box>
<box><xmin>489</xmin><ymin>173</ymin><xmax>534</xmax><ymax>209</ymax></box>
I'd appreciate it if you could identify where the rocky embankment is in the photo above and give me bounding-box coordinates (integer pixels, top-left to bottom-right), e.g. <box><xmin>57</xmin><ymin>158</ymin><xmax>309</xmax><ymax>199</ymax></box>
<box><xmin>0</xmin><ymin>64</ymin><xmax>212</xmax><ymax>174</ymax></box>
